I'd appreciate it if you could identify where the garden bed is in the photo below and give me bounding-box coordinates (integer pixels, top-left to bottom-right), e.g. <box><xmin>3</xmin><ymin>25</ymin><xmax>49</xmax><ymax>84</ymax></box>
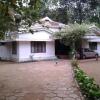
<box><xmin>72</xmin><ymin>60</ymin><xmax>100</xmax><ymax>100</ymax></box>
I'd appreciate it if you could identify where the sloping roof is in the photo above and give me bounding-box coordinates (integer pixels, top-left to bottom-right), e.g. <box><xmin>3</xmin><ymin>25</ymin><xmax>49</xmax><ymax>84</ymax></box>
<box><xmin>30</xmin><ymin>22</ymin><xmax>53</xmax><ymax>34</ymax></box>
<box><xmin>89</xmin><ymin>25</ymin><xmax>100</xmax><ymax>35</ymax></box>
<box><xmin>8</xmin><ymin>17</ymin><xmax>65</xmax><ymax>35</ymax></box>
<box><xmin>39</xmin><ymin>17</ymin><xmax>52</xmax><ymax>22</ymax></box>
<box><xmin>4</xmin><ymin>17</ymin><xmax>66</xmax><ymax>41</ymax></box>
<box><xmin>29</xmin><ymin>17</ymin><xmax>66</xmax><ymax>35</ymax></box>
<box><xmin>39</xmin><ymin>17</ymin><xmax>65</xmax><ymax>28</ymax></box>
<box><xmin>83</xmin><ymin>25</ymin><xmax>100</xmax><ymax>42</ymax></box>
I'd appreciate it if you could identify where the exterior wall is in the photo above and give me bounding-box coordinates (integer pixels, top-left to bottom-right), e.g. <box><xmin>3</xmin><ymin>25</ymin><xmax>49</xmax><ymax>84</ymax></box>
<box><xmin>18</xmin><ymin>41</ymin><xmax>56</xmax><ymax>62</ymax></box>
<box><xmin>0</xmin><ymin>42</ymin><xmax>19</xmax><ymax>61</ymax></box>
<box><xmin>96</xmin><ymin>43</ymin><xmax>100</xmax><ymax>56</ymax></box>
<box><xmin>82</xmin><ymin>39</ymin><xmax>100</xmax><ymax>56</ymax></box>
<box><xmin>0</xmin><ymin>43</ymin><xmax>11</xmax><ymax>60</ymax></box>
<box><xmin>82</xmin><ymin>39</ymin><xmax>89</xmax><ymax>48</ymax></box>
<box><xmin>16</xmin><ymin>31</ymin><xmax>56</xmax><ymax>62</ymax></box>
<box><xmin>84</xmin><ymin>35</ymin><xmax>100</xmax><ymax>42</ymax></box>
<box><xmin>17</xmin><ymin>31</ymin><xmax>53</xmax><ymax>41</ymax></box>
<box><xmin>83</xmin><ymin>34</ymin><xmax>100</xmax><ymax>56</ymax></box>
<box><xmin>18</xmin><ymin>41</ymin><xmax>31</xmax><ymax>62</ymax></box>
<box><xmin>31</xmin><ymin>41</ymin><xmax>56</xmax><ymax>60</ymax></box>
<box><xmin>0</xmin><ymin>30</ymin><xmax>57</xmax><ymax>62</ymax></box>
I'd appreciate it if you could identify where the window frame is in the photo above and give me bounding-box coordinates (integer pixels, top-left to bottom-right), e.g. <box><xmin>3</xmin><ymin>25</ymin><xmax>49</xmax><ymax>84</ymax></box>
<box><xmin>31</xmin><ymin>41</ymin><xmax>46</xmax><ymax>53</ymax></box>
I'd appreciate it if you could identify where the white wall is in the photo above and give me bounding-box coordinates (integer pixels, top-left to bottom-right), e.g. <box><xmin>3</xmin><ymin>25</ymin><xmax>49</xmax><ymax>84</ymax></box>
<box><xmin>32</xmin><ymin>41</ymin><xmax>56</xmax><ymax>60</ymax></box>
<box><xmin>96</xmin><ymin>43</ymin><xmax>100</xmax><ymax>56</ymax></box>
<box><xmin>0</xmin><ymin>42</ymin><xmax>19</xmax><ymax>61</ymax></box>
<box><xmin>82</xmin><ymin>40</ymin><xmax>89</xmax><ymax>48</ymax></box>
<box><xmin>82</xmin><ymin>40</ymin><xmax>100</xmax><ymax>56</ymax></box>
<box><xmin>0</xmin><ymin>30</ymin><xmax>56</xmax><ymax>62</ymax></box>
<box><xmin>18</xmin><ymin>41</ymin><xmax>31</xmax><ymax>62</ymax></box>
<box><xmin>18</xmin><ymin>41</ymin><xmax>56</xmax><ymax>62</ymax></box>
<box><xmin>17</xmin><ymin>30</ymin><xmax>56</xmax><ymax>62</ymax></box>
<box><xmin>0</xmin><ymin>44</ymin><xmax>10</xmax><ymax>60</ymax></box>
<box><xmin>18</xmin><ymin>31</ymin><xmax>54</xmax><ymax>41</ymax></box>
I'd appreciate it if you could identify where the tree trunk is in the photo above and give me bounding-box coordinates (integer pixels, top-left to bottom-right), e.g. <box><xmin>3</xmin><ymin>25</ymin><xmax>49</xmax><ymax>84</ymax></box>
<box><xmin>71</xmin><ymin>42</ymin><xmax>76</xmax><ymax>60</ymax></box>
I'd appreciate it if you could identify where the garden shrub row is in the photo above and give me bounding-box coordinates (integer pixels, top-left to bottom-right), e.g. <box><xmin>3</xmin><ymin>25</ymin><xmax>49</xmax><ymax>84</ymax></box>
<box><xmin>72</xmin><ymin>60</ymin><xmax>100</xmax><ymax>100</ymax></box>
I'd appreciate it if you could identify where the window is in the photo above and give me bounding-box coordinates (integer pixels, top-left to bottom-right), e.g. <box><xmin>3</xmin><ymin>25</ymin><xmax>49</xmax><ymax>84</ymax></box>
<box><xmin>89</xmin><ymin>42</ymin><xmax>97</xmax><ymax>50</ymax></box>
<box><xmin>31</xmin><ymin>42</ymin><xmax>46</xmax><ymax>53</ymax></box>
<box><xmin>84</xmin><ymin>48</ymin><xmax>90</xmax><ymax>52</ymax></box>
<box><xmin>12</xmin><ymin>42</ymin><xmax>17</xmax><ymax>54</ymax></box>
<box><xmin>84</xmin><ymin>48</ymin><xmax>93</xmax><ymax>52</ymax></box>
<box><xmin>0</xmin><ymin>43</ymin><xmax>5</xmax><ymax>46</ymax></box>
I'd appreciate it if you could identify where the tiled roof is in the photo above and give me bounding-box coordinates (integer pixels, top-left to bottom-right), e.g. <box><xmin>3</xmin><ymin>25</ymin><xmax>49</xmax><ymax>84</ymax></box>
<box><xmin>39</xmin><ymin>17</ymin><xmax>65</xmax><ymax>28</ymax></box>
<box><xmin>89</xmin><ymin>26</ymin><xmax>100</xmax><ymax>36</ymax></box>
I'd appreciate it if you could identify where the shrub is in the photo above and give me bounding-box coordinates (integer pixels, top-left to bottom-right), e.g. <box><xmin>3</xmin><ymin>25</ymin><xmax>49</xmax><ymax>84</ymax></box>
<box><xmin>71</xmin><ymin>59</ymin><xmax>78</xmax><ymax>67</ymax></box>
<box><xmin>72</xmin><ymin>60</ymin><xmax>100</xmax><ymax>100</ymax></box>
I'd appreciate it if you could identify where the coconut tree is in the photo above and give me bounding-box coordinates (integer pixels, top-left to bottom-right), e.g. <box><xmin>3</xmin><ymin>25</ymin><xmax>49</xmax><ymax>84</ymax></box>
<box><xmin>55</xmin><ymin>23</ymin><xmax>90</xmax><ymax>59</ymax></box>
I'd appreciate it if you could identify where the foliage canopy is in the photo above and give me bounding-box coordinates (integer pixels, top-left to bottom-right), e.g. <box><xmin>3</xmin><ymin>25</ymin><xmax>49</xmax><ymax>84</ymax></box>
<box><xmin>0</xmin><ymin>0</ymin><xmax>42</xmax><ymax>39</ymax></box>
<box><xmin>55</xmin><ymin>23</ymin><xmax>90</xmax><ymax>58</ymax></box>
<box><xmin>55</xmin><ymin>23</ymin><xmax>90</xmax><ymax>46</ymax></box>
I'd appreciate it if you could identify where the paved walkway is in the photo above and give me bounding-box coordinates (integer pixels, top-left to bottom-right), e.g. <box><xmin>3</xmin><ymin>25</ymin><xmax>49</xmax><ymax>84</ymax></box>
<box><xmin>0</xmin><ymin>60</ymin><xmax>82</xmax><ymax>100</ymax></box>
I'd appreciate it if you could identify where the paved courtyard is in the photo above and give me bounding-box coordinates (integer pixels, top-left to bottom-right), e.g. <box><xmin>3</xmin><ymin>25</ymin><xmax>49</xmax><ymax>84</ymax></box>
<box><xmin>0</xmin><ymin>60</ymin><xmax>82</xmax><ymax>100</ymax></box>
<box><xmin>79</xmin><ymin>58</ymin><xmax>100</xmax><ymax>86</ymax></box>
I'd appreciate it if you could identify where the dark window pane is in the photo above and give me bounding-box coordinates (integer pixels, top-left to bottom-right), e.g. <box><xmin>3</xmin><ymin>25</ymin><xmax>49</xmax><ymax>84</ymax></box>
<box><xmin>31</xmin><ymin>42</ymin><xmax>46</xmax><ymax>53</ymax></box>
<box><xmin>89</xmin><ymin>42</ymin><xmax>97</xmax><ymax>50</ymax></box>
<box><xmin>12</xmin><ymin>42</ymin><xmax>17</xmax><ymax>54</ymax></box>
<box><xmin>0</xmin><ymin>43</ymin><xmax>6</xmax><ymax>46</ymax></box>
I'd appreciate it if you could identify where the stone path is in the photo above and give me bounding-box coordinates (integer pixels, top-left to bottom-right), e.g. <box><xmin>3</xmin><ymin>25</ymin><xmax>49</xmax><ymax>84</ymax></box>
<box><xmin>0</xmin><ymin>60</ymin><xmax>83</xmax><ymax>100</ymax></box>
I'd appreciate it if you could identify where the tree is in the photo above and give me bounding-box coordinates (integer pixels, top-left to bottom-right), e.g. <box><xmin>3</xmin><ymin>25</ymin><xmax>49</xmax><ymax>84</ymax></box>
<box><xmin>55</xmin><ymin>23</ymin><xmax>90</xmax><ymax>59</ymax></box>
<box><xmin>0</xmin><ymin>0</ymin><xmax>43</xmax><ymax>39</ymax></box>
<box><xmin>0</xmin><ymin>0</ymin><xmax>17</xmax><ymax>38</ymax></box>
<box><xmin>45</xmin><ymin>0</ymin><xmax>100</xmax><ymax>24</ymax></box>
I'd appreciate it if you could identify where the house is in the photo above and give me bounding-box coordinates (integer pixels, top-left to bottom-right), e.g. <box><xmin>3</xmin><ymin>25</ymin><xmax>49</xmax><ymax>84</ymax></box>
<box><xmin>82</xmin><ymin>25</ymin><xmax>100</xmax><ymax>56</ymax></box>
<box><xmin>0</xmin><ymin>17</ymin><xmax>66</xmax><ymax>62</ymax></box>
<box><xmin>0</xmin><ymin>17</ymin><xmax>100</xmax><ymax>62</ymax></box>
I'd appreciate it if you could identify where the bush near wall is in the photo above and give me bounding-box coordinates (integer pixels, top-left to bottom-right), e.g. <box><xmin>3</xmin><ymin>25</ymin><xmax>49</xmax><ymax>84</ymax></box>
<box><xmin>72</xmin><ymin>60</ymin><xmax>100</xmax><ymax>100</ymax></box>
